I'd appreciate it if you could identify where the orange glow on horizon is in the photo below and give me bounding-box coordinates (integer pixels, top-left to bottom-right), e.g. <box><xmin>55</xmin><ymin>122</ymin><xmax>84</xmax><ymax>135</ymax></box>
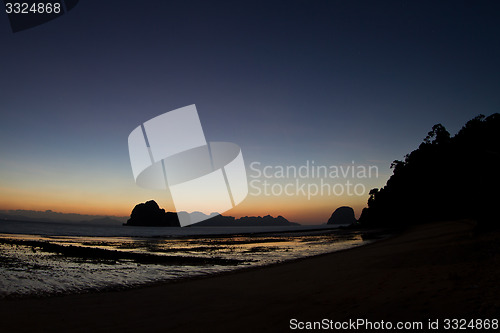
<box><xmin>0</xmin><ymin>184</ymin><xmax>370</xmax><ymax>224</ymax></box>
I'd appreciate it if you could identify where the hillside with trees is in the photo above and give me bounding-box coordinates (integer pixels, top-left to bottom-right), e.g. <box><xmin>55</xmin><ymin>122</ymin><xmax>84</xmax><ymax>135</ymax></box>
<box><xmin>359</xmin><ymin>114</ymin><xmax>500</xmax><ymax>229</ymax></box>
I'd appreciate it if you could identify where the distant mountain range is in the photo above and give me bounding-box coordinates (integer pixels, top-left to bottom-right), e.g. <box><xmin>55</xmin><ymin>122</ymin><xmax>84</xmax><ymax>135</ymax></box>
<box><xmin>124</xmin><ymin>200</ymin><xmax>300</xmax><ymax>227</ymax></box>
<box><xmin>0</xmin><ymin>209</ymin><xmax>127</xmax><ymax>225</ymax></box>
<box><xmin>190</xmin><ymin>214</ymin><xmax>300</xmax><ymax>227</ymax></box>
<box><xmin>2</xmin><ymin>204</ymin><xmax>349</xmax><ymax>228</ymax></box>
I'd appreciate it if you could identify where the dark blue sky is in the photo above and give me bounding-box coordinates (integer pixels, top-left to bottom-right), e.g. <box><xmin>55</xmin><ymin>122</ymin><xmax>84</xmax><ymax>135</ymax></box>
<box><xmin>1</xmin><ymin>1</ymin><xmax>499</xmax><ymax>222</ymax></box>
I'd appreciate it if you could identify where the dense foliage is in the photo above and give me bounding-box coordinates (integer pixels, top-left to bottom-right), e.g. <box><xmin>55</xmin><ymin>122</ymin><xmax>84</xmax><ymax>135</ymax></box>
<box><xmin>359</xmin><ymin>114</ymin><xmax>500</xmax><ymax>228</ymax></box>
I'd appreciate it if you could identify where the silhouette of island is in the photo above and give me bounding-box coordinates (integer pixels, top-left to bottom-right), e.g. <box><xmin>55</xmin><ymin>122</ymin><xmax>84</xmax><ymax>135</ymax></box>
<box><xmin>125</xmin><ymin>200</ymin><xmax>180</xmax><ymax>227</ymax></box>
<box><xmin>191</xmin><ymin>214</ymin><xmax>299</xmax><ymax>227</ymax></box>
<box><xmin>327</xmin><ymin>206</ymin><xmax>357</xmax><ymax>225</ymax></box>
<box><xmin>125</xmin><ymin>200</ymin><xmax>299</xmax><ymax>227</ymax></box>
<box><xmin>359</xmin><ymin>113</ymin><xmax>500</xmax><ymax>229</ymax></box>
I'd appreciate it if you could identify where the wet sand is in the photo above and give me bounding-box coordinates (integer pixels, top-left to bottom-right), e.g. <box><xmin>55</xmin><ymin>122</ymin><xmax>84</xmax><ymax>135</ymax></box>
<box><xmin>0</xmin><ymin>220</ymin><xmax>498</xmax><ymax>332</ymax></box>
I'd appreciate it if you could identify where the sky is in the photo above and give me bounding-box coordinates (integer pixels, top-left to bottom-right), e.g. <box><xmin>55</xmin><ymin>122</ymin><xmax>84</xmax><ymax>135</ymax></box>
<box><xmin>1</xmin><ymin>1</ymin><xmax>499</xmax><ymax>224</ymax></box>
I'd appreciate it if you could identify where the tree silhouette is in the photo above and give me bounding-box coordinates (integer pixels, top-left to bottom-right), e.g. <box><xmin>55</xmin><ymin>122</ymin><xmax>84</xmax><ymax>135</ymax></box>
<box><xmin>359</xmin><ymin>113</ymin><xmax>500</xmax><ymax>229</ymax></box>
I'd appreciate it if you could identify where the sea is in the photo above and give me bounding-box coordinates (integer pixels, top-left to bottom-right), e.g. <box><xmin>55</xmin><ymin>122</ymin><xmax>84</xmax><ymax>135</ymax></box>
<box><xmin>0</xmin><ymin>219</ymin><xmax>371</xmax><ymax>298</ymax></box>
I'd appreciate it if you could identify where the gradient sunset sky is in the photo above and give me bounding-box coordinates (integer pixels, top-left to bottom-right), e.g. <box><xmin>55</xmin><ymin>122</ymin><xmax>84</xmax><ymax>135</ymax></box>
<box><xmin>1</xmin><ymin>1</ymin><xmax>499</xmax><ymax>224</ymax></box>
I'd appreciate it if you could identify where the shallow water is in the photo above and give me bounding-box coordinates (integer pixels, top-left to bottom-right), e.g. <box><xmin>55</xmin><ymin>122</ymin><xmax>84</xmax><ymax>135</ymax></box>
<box><xmin>0</xmin><ymin>221</ymin><xmax>369</xmax><ymax>297</ymax></box>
